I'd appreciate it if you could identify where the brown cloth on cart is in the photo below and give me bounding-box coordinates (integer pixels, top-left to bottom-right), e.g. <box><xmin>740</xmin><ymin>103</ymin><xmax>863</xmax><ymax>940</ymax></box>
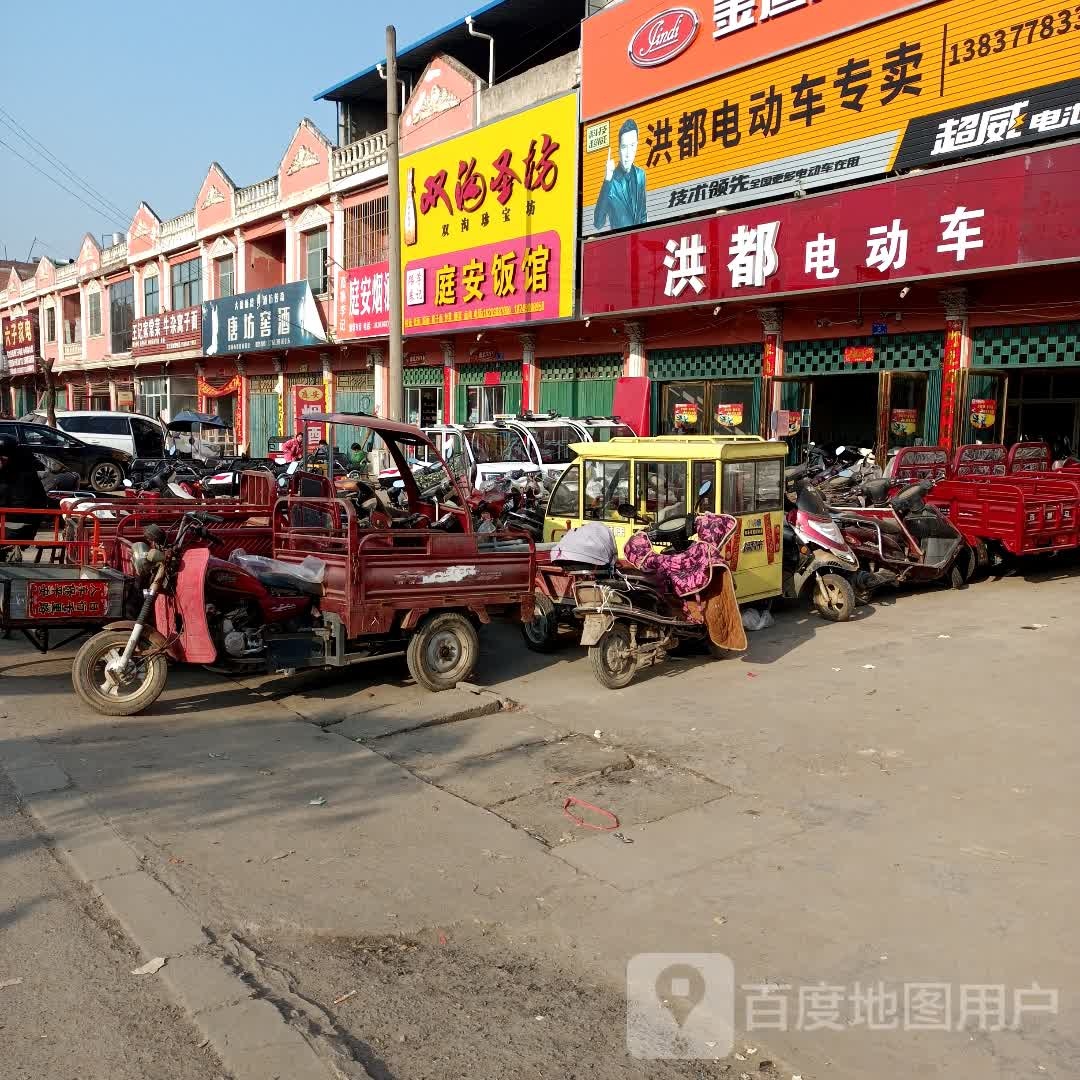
<box><xmin>684</xmin><ymin>569</ymin><xmax>748</xmax><ymax>653</ymax></box>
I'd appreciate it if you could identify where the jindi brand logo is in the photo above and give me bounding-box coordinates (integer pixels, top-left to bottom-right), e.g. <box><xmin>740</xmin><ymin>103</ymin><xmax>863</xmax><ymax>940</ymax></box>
<box><xmin>627</xmin><ymin>8</ymin><xmax>700</xmax><ymax>68</ymax></box>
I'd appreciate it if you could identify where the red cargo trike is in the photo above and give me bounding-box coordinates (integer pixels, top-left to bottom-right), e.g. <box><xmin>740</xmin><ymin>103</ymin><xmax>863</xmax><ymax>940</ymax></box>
<box><xmin>70</xmin><ymin>413</ymin><xmax>536</xmax><ymax>716</ymax></box>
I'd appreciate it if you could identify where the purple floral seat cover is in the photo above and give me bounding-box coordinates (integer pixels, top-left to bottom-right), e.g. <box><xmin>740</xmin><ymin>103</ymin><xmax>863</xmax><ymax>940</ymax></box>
<box><xmin>622</xmin><ymin>513</ymin><xmax>738</xmax><ymax>598</ymax></box>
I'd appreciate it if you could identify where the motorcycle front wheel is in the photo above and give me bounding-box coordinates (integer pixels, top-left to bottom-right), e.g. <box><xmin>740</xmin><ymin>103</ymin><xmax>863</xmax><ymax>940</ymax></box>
<box><xmin>72</xmin><ymin>630</ymin><xmax>169</xmax><ymax>716</ymax></box>
<box><xmin>813</xmin><ymin>573</ymin><xmax>856</xmax><ymax>622</ymax></box>
<box><xmin>588</xmin><ymin>622</ymin><xmax>637</xmax><ymax>690</ymax></box>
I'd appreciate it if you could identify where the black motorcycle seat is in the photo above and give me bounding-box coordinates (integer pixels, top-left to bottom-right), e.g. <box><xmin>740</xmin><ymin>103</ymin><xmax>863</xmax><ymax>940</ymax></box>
<box><xmin>861</xmin><ymin>478</ymin><xmax>891</xmax><ymax>505</ymax></box>
<box><xmin>252</xmin><ymin>570</ymin><xmax>324</xmax><ymax>597</ymax></box>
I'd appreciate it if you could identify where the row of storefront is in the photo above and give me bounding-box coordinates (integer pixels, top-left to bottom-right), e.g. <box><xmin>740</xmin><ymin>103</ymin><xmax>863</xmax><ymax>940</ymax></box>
<box><xmin>7</xmin><ymin>300</ymin><xmax>1080</xmax><ymax>466</ymax></box>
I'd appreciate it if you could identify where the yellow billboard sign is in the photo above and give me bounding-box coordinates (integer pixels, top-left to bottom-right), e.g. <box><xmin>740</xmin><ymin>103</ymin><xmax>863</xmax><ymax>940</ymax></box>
<box><xmin>582</xmin><ymin>0</ymin><xmax>1080</xmax><ymax>234</ymax></box>
<box><xmin>400</xmin><ymin>92</ymin><xmax>578</xmax><ymax>334</ymax></box>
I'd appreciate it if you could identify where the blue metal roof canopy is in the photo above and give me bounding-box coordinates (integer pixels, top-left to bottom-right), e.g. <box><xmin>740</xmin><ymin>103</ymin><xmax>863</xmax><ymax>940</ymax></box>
<box><xmin>314</xmin><ymin>0</ymin><xmax>585</xmax><ymax>104</ymax></box>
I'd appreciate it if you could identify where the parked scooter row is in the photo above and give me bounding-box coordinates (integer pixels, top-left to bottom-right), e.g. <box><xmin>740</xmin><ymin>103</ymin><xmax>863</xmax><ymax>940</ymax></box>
<box><xmin>786</xmin><ymin>444</ymin><xmax>974</xmax><ymax>592</ymax></box>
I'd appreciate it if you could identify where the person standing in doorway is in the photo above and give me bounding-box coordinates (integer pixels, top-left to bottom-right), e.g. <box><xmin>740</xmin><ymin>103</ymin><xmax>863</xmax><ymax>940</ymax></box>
<box><xmin>593</xmin><ymin>119</ymin><xmax>647</xmax><ymax>232</ymax></box>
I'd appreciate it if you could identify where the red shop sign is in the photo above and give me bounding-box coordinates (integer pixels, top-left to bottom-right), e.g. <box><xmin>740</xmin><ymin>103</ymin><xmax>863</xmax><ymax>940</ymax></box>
<box><xmin>844</xmin><ymin>346</ymin><xmax>874</xmax><ymax>364</ymax></box>
<box><xmin>1</xmin><ymin>314</ymin><xmax>38</xmax><ymax>375</ymax></box>
<box><xmin>335</xmin><ymin>263</ymin><xmax>391</xmax><ymax>340</ymax></box>
<box><xmin>132</xmin><ymin>305</ymin><xmax>201</xmax><ymax>357</ymax></box>
<box><xmin>582</xmin><ymin>142</ymin><xmax>1080</xmax><ymax>316</ymax></box>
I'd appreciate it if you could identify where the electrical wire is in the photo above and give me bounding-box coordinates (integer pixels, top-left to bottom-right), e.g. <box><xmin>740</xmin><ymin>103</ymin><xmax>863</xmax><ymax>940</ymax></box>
<box><xmin>0</xmin><ymin>107</ymin><xmax>130</xmax><ymax>227</ymax></box>
<box><xmin>0</xmin><ymin>136</ymin><xmax>129</xmax><ymax>233</ymax></box>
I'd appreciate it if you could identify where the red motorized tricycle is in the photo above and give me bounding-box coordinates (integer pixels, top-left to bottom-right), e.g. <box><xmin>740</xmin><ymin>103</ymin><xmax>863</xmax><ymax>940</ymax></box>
<box><xmin>71</xmin><ymin>414</ymin><xmax>536</xmax><ymax>716</ymax></box>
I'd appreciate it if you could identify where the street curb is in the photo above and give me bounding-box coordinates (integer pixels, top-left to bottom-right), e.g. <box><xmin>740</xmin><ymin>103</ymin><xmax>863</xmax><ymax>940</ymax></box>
<box><xmin>0</xmin><ymin>746</ymin><xmax>359</xmax><ymax>1080</ymax></box>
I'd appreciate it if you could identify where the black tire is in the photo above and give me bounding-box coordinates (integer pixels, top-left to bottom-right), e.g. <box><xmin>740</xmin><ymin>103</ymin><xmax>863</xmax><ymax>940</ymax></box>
<box><xmin>72</xmin><ymin>630</ymin><xmax>168</xmax><ymax>717</ymax></box>
<box><xmin>969</xmin><ymin>539</ymin><xmax>989</xmax><ymax>580</ymax></box>
<box><xmin>406</xmin><ymin>612</ymin><xmax>480</xmax><ymax>691</ymax></box>
<box><xmin>588</xmin><ymin>622</ymin><xmax>637</xmax><ymax>690</ymax></box>
<box><xmin>89</xmin><ymin>460</ymin><xmax>124</xmax><ymax>494</ymax></box>
<box><xmin>813</xmin><ymin>573</ymin><xmax>855</xmax><ymax>622</ymax></box>
<box><xmin>949</xmin><ymin>563</ymin><xmax>967</xmax><ymax>590</ymax></box>
<box><xmin>521</xmin><ymin>590</ymin><xmax>559</xmax><ymax>652</ymax></box>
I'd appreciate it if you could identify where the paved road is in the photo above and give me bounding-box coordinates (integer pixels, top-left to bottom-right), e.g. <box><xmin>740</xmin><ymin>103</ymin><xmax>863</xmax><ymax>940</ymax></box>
<box><xmin>0</xmin><ymin>774</ymin><xmax>220</xmax><ymax>1080</ymax></box>
<box><xmin>3</xmin><ymin>563</ymin><xmax>1080</xmax><ymax>1078</ymax></box>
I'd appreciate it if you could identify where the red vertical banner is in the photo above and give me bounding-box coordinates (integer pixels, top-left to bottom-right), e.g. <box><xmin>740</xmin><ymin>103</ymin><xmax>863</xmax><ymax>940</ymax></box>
<box><xmin>762</xmin><ymin>335</ymin><xmax>778</xmax><ymax>379</ymax></box>
<box><xmin>234</xmin><ymin>387</ymin><xmax>245</xmax><ymax>451</ymax></box>
<box><xmin>443</xmin><ymin>366</ymin><xmax>453</xmax><ymax>424</ymax></box>
<box><xmin>939</xmin><ymin>319</ymin><xmax>963</xmax><ymax>450</ymax></box>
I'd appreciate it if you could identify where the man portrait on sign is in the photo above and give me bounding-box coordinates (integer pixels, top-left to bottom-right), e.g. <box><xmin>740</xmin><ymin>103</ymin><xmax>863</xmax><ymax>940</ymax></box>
<box><xmin>593</xmin><ymin>118</ymin><xmax>647</xmax><ymax>231</ymax></box>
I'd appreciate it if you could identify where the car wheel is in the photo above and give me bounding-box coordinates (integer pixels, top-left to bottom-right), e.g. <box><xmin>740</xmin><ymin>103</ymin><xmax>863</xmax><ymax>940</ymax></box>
<box><xmin>90</xmin><ymin>460</ymin><xmax>124</xmax><ymax>493</ymax></box>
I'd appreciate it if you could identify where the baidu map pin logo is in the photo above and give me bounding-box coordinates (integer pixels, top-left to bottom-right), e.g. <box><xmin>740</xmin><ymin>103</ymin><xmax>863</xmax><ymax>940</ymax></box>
<box><xmin>627</xmin><ymin>953</ymin><xmax>734</xmax><ymax>1059</ymax></box>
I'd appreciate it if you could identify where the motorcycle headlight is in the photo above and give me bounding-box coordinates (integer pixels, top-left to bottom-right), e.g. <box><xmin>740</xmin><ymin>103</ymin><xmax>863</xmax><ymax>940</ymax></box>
<box><xmin>129</xmin><ymin>542</ymin><xmax>153</xmax><ymax>578</ymax></box>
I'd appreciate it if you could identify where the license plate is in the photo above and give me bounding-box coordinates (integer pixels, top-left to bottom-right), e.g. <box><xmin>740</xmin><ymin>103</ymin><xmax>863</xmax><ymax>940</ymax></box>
<box><xmin>26</xmin><ymin>579</ymin><xmax>109</xmax><ymax>620</ymax></box>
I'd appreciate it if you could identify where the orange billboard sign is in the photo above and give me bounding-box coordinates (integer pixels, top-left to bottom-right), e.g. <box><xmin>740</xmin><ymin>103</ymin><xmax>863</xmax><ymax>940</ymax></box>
<box><xmin>581</xmin><ymin>0</ymin><xmax>934</xmax><ymax>121</ymax></box>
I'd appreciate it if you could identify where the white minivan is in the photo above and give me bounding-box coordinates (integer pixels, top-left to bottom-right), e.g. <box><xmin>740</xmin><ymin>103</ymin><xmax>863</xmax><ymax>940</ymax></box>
<box><xmin>24</xmin><ymin>410</ymin><xmax>167</xmax><ymax>459</ymax></box>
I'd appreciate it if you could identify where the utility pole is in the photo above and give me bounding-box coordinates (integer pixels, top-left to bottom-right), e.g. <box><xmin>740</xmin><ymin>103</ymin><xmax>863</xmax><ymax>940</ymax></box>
<box><xmin>385</xmin><ymin>24</ymin><xmax>404</xmax><ymax>421</ymax></box>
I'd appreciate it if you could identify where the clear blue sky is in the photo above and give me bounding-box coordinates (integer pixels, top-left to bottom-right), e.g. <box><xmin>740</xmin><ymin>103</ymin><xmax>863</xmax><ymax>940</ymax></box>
<box><xmin>0</xmin><ymin>0</ymin><xmax>450</xmax><ymax>265</ymax></box>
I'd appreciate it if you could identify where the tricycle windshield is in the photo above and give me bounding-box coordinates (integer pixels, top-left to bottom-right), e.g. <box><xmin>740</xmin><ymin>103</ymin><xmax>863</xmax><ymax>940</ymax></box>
<box><xmin>530</xmin><ymin>425</ymin><xmax>579</xmax><ymax>464</ymax></box>
<box><xmin>466</xmin><ymin>428</ymin><xmax>531</xmax><ymax>464</ymax></box>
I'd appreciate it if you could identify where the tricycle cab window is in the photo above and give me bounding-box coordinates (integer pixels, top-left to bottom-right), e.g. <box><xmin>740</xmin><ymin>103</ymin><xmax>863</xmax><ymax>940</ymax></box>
<box><xmin>634</xmin><ymin>461</ymin><xmax>687</xmax><ymax>523</ymax></box>
<box><xmin>583</xmin><ymin>459</ymin><xmax>630</xmax><ymax>520</ymax></box>
<box><xmin>547</xmin><ymin>463</ymin><xmax>580</xmax><ymax>517</ymax></box>
<box><xmin>722</xmin><ymin>459</ymin><xmax>783</xmax><ymax>515</ymax></box>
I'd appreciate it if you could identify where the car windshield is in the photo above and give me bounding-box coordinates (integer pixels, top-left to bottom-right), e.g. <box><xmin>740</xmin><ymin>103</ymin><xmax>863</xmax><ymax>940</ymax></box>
<box><xmin>466</xmin><ymin>428</ymin><xmax>531</xmax><ymax>464</ymax></box>
<box><xmin>529</xmin><ymin>425</ymin><xmax>578</xmax><ymax>464</ymax></box>
<box><xmin>590</xmin><ymin>424</ymin><xmax>634</xmax><ymax>441</ymax></box>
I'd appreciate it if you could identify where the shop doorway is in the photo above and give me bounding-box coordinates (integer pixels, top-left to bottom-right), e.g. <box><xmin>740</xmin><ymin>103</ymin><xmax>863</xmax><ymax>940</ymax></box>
<box><xmin>775</xmin><ymin>373</ymin><xmax>879</xmax><ymax>460</ymax></box>
<box><xmin>464</xmin><ymin>384</ymin><xmax>507</xmax><ymax>423</ymax></box>
<box><xmin>405</xmin><ymin>386</ymin><xmax>443</xmax><ymax>428</ymax></box>
<box><xmin>659</xmin><ymin>379</ymin><xmax>757</xmax><ymax>435</ymax></box>
<box><xmin>1003</xmin><ymin>371</ymin><xmax>1080</xmax><ymax>455</ymax></box>
<box><xmin>776</xmin><ymin>371</ymin><xmax>932</xmax><ymax>464</ymax></box>
<box><xmin>203</xmin><ymin>390</ymin><xmax>238</xmax><ymax>454</ymax></box>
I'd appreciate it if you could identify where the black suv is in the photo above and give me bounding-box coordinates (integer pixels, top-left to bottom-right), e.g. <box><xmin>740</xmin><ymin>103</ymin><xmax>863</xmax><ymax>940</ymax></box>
<box><xmin>0</xmin><ymin>420</ymin><xmax>131</xmax><ymax>492</ymax></box>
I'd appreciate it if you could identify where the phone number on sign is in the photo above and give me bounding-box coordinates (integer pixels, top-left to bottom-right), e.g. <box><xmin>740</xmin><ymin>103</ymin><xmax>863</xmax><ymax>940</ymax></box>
<box><xmin>948</xmin><ymin>6</ymin><xmax>1080</xmax><ymax>66</ymax></box>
